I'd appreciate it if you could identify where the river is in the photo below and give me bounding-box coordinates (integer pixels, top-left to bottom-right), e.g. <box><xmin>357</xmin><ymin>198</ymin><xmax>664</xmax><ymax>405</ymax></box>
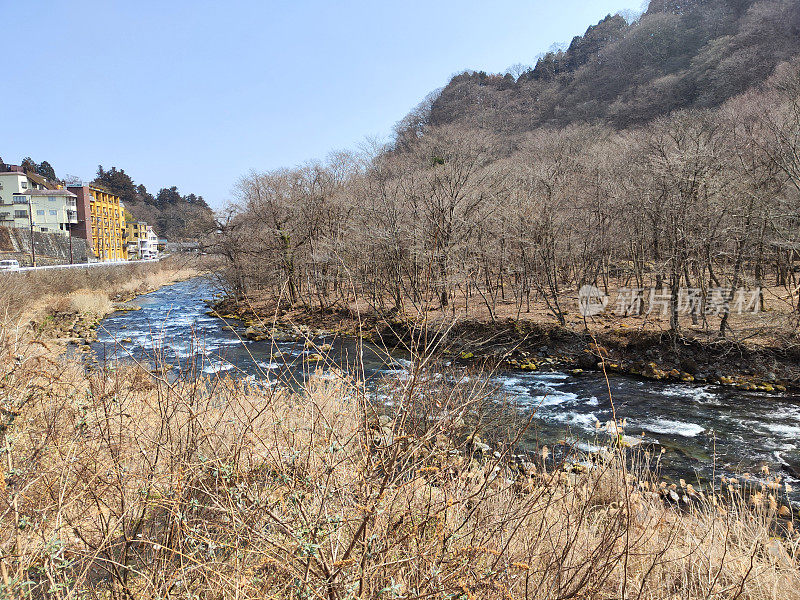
<box><xmin>93</xmin><ymin>277</ymin><xmax>800</xmax><ymax>499</ymax></box>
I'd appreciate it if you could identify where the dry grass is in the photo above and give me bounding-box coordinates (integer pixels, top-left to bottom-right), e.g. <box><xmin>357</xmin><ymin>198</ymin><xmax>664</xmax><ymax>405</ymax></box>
<box><xmin>66</xmin><ymin>291</ymin><xmax>114</xmax><ymax>317</ymax></box>
<box><xmin>0</xmin><ymin>328</ymin><xmax>797</xmax><ymax>599</ymax></box>
<box><xmin>0</xmin><ymin>255</ymin><xmax>204</xmax><ymax>325</ymax></box>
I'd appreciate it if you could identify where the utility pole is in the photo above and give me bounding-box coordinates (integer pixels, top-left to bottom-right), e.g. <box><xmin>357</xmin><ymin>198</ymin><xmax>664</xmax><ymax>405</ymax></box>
<box><xmin>27</xmin><ymin>196</ymin><xmax>36</xmax><ymax>267</ymax></box>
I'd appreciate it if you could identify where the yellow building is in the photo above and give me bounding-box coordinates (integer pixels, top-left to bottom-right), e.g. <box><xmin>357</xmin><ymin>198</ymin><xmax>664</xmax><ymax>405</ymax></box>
<box><xmin>124</xmin><ymin>219</ymin><xmax>149</xmax><ymax>259</ymax></box>
<box><xmin>87</xmin><ymin>186</ymin><xmax>127</xmax><ymax>261</ymax></box>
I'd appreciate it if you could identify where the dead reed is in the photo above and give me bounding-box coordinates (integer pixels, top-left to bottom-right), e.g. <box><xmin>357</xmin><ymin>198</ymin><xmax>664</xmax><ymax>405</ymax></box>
<box><xmin>0</xmin><ymin>255</ymin><xmax>203</xmax><ymax>325</ymax></box>
<box><xmin>0</xmin><ymin>327</ymin><xmax>797</xmax><ymax>600</ymax></box>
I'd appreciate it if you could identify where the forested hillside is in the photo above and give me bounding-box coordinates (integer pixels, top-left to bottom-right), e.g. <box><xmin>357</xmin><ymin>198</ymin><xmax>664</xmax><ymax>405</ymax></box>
<box><xmin>215</xmin><ymin>0</ymin><xmax>800</xmax><ymax>347</ymax></box>
<box><xmin>94</xmin><ymin>166</ymin><xmax>215</xmax><ymax>240</ymax></box>
<box><xmin>418</xmin><ymin>0</ymin><xmax>800</xmax><ymax>135</ymax></box>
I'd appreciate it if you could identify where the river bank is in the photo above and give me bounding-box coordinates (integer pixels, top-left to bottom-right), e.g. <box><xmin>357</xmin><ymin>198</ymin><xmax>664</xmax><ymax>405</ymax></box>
<box><xmin>210</xmin><ymin>296</ymin><xmax>800</xmax><ymax>394</ymax></box>
<box><xmin>84</xmin><ymin>278</ymin><xmax>800</xmax><ymax>497</ymax></box>
<box><xmin>0</xmin><ymin>276</ymin><xmax>791</xmax><ymax>598</ymax></box>
<box><xmin>18</xmin><ymin>256</ymin><xmax>207</xmax><ymax>350</ymax></box>
<box><xmin>2</xmin><ymin>326</ymin><xmax>798</xmax><ymax>598</ymax></box>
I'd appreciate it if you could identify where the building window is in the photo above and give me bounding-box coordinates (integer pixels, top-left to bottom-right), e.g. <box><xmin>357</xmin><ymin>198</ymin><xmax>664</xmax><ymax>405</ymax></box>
<box><xmin>40</xmin><ymin>227</ymin><xmax>48</xmax><ymax>232</ymax></box>
<box><xmin>21</xmin><ymin>182</ymin><xmax>27</xmax><ymax>189</ymax></box>
<box><xmin>49</xmin><ymin>210</ymin><xmax>57</xmax><ymax>216</ymax></box>
<box><xmin>49</xmin><ymin>197</ymin><xmax>56</xmax><ymax>202</ymax></box>
<box><xmin>14</xmin><ymin>210</ymin><xmax>28</xmax><ymax>219</ymax></box>
<box><xmin>13</xmin><ymin>196</ymin><xmax>27</xmax><ymax>205</ymax></box>
<box><xmin>36</xmin><ymin>210</ymin><xmax>45</xmax><ymax>216</ymax></box>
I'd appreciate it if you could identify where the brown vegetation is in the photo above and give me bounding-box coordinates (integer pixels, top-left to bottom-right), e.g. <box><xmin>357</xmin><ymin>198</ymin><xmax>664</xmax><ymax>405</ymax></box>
<box><xmin>213</xmin><ymin>61</ymin><xmax>800</xmax><ymax>361</ymax></box>
<box><xmin>0</xmin><ymin>255</ymin><xmax>204</xmax><ymax>326</ymax></box>
<box><xmin>428</xmin><ymin>0</ymin><xmax>800</xmax><ymax>132</ymax></box>
<box><xmin>6</xmin><ymin>3</ymin><xmax>800</xmax><ymax>596</ymax></box>
<box><xmin>0</xmin><ymin>335</ymin><xmax>797</xmax><ymax>598</ymax></box>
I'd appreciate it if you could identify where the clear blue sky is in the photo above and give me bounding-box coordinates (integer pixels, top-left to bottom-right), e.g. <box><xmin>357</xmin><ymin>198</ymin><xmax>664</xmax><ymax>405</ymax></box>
<box><xmin>3</xmin><ymin>0</ymin><xmax>644</xmax><ymax>209</ymax></box>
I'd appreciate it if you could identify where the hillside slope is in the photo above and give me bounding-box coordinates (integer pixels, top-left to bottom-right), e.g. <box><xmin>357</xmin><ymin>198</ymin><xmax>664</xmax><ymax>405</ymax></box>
<box><xmin>122</xmin><ymin>193</ymin><xmax>215</xmax><ymax>241</ymax></box>
<box><xmin>423</xmin><ymin>0</ymin><xmax>800</xmax><ymax>133</ymax></box>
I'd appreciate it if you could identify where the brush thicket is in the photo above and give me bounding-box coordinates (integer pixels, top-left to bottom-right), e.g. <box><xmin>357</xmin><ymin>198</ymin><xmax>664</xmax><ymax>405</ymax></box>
<box><xmin>0</xmin><ymin>329</ymin><xmax>797</xmax><ymax>600</ymax></box>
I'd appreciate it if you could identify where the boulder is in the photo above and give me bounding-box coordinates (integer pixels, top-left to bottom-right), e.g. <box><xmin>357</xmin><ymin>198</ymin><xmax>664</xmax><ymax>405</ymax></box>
<box><xmin>244</xmin><ymin>326</ymin><xmax>267</xmax><ymax>341</ymax></box>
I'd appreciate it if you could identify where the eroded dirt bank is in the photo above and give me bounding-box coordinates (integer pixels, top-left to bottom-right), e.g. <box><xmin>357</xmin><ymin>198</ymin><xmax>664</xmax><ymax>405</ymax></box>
<box><xmin>210</xmin><ymin>297</ymin><xmax>800</xmax><ymax>393</ymax></box>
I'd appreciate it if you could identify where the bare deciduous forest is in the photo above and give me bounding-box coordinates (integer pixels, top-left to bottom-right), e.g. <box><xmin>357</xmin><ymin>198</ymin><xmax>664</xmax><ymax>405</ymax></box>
<box><xmin>215</xmin><ymin>56</ymin><xmax>800</xmax><ymax>346</ymax></box>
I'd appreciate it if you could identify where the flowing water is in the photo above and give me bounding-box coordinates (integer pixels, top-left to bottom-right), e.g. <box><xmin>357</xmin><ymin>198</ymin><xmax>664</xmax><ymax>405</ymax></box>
<box><xmin>93</xmin><ymin>277</ymin><xmax>800</xmax><ymax>499</ymax></box>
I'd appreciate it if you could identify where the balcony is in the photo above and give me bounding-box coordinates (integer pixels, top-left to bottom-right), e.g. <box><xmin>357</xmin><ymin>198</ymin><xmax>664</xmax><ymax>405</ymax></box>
<box><xmin>66</xmin><ymin>210</ymin><xmax>78</xmax><ymax>224</ymax></box>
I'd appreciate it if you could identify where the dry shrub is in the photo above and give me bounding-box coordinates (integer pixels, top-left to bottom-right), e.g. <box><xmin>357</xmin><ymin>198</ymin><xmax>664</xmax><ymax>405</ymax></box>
<box><xmin>0</xmin><ymin>254</ymin><xmax>203</xmax><ymax>324</ymax></box>
<box><xmin>0</xmin><ymin>338</ymin><xmax>797</xmax><ymax>599</ymax></box>
<box><xmin>67</xmin><ymin>290</ymin><xmax>114</xmax><ymax>317</ymax></box>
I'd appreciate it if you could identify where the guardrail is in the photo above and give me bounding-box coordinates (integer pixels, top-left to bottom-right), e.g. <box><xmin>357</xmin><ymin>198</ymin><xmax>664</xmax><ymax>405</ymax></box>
<box><xmin>9</xmin><ymin>257</ymin><xmax>163</xmax><ymax>273</ymax></box>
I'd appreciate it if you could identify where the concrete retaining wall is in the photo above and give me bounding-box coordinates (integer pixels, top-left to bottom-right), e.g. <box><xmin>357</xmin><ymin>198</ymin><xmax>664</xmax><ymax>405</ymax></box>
<box><xmin>0</xmin><ymin>226</ymin><xmax>89</xmax><ymax>266</ymax></box>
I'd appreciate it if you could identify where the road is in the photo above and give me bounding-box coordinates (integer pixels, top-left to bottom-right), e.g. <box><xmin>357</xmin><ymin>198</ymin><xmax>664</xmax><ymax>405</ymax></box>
<box><xmin>4</xmin><ymin>257</ymin><xmax>163</xmax><ymax>273</ymax></box>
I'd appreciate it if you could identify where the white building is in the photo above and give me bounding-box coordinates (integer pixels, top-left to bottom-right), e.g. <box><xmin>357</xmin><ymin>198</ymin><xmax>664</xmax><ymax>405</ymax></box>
<box><xmin>0</xmin><ymin>171</ymin><xmax>77</xmax><ymax>236</ymax></box>
<box><xmin>141</xmin><ymin>225</ymin><xmax>159</xmax><ymax>259</ymax></box>
<box><xmin>0</xmin><ymin>170</ymin><xmax>36</xmax><ymax>206</ymax></box>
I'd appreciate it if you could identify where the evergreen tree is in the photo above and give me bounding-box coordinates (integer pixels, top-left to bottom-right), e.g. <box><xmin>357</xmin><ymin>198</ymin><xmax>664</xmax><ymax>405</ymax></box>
<box><xmin>136</xmin><ymin>184</ymin><xmax>155</xmax><ymax>203</ymax></box>
<box><xmin>21</xmin><ymin>157</ymin><xmax>37</xmax><ymax>173</ymax></box>
<box><xmin>37</xmin><ymin>161</ymin><xmax>57</xmax><ymax>181</ymax></box>
<box><xmin>93</xmin><ymin>165</ymin><xmax>137</xmax><ymax>205</ymax></box>
<box><xmin>156</xmin><ymin>186</ymin><xmax>182</xmax><ymax>205</ymax></box>
<box><xmin>90</xmin><ymin>164</ymin><xmax>214</xmax><ymax>239</ymax></box>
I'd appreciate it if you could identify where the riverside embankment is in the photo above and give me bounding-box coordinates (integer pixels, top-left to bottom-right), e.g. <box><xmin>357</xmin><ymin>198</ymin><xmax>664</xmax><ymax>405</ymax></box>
<box><xmin>13</xmin><ymin>255</ymin><xmax>205</xmax><ymax>351</ymax></box>
<box><xmin>2</xmin><ymin>275</ymin><xmax>797</xmax><ymax>599</ymax></box>
<box><xmin>92</xmin><ymin>277</ymin><xmax>800</xmax><ymax>501</ymax></box>
<box><xmin>211</xmin><ymin>291</ymin><xmax>800</xmax><ymax>393</ymax></box>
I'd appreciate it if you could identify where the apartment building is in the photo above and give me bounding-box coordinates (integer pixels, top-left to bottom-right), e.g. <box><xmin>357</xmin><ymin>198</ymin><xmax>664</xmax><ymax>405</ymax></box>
<box><xmin>16</xmin><ymin>190</ymin><xmax>78</xmax><ymax>235</ymax></box>
<box><xmin>0</xmin><ymin>171</ymin><xmax>77</xmax><ymax>236</ymax></box>
<box><xmin>0</xmin><ymin>170</ymin><xmax>36</xmax><ymax>229</ymax></box>
<box><xmin>125</xmin><ymin>220</ymin><xmax>146</xmax><ymax>258</ymax></box>
<box><xmin>124</xmin><ymin>219</ymin><xmax>160</xmax><ymax>260</ymax></box>
<box><xmin>68</xmin><ymin>185</ymin><xmax>127</xmax><ymax>261</ymax></box>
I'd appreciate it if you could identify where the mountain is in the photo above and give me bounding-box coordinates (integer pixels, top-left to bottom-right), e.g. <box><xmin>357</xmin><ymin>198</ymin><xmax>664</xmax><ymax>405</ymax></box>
<box><xmin>219</xmin><ymin>0</ymin><xmax>800</xmax><ymax>339</ymax></box>
<box><xmin>419</xmin><ymin>0</ymin><xmax>800</xmax><ymax>134</ymax></box>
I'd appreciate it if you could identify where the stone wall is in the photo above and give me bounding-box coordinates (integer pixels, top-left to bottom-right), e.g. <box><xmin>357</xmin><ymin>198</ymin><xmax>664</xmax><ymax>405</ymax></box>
<box><xmin>0</xmin><ymin>226</ymin><xmax>89</xmax><ymax>266</ymax></box>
